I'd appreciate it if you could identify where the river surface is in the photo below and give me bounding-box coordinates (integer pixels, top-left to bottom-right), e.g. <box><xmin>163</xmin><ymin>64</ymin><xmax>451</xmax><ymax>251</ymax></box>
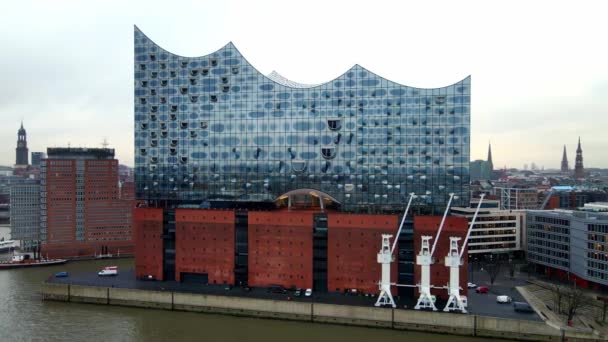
<box><xmin>0</xmin><ymin>255</ymin><xmax>500</xmax><ymax>342</ymax></box>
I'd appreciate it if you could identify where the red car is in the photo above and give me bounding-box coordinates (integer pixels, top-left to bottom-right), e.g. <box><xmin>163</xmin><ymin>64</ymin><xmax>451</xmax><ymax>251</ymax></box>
<box><xmin>476</xmin><ymin>286</ymin><xmax>489</xmax><ymax>294</ymax></box>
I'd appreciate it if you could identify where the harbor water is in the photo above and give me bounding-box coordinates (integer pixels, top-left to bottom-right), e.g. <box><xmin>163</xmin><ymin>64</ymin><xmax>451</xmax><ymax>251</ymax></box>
<box><xmin>0</xmin><ymin>237</ymin><xmax>497</xmax><ymax>341</ymax></box>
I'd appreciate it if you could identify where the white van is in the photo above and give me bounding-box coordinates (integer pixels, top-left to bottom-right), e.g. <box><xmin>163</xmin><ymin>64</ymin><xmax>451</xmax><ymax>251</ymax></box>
<box><xmin>98</xmin><ymin>266</ymin><xmax>118</xmax><ymax>276</ymax></box>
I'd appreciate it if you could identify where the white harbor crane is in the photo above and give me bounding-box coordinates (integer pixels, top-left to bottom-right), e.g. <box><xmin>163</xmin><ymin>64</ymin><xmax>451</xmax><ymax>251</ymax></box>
<box><xmin>442</xmin><ymin>193</ymin><xmax>485</xmax><ymax>313</ymax></box>
<box><xmin>413</xmin><ymin>193</ymin><xmax>456</xmax><ymax>311</ymax></box>
<box><xmin>374</xmin><ymin>193</ymin><xmax>416</xmax><ymax>308</ymax></box>
<box><xmin>374</xmin><ymin>192</ymin><xmax>456</xmax><ymax>309</ymax></box>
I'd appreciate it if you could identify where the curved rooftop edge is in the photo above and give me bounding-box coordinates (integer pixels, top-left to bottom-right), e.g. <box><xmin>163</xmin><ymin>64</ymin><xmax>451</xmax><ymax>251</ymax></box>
<box><xmin>134</xmin><ymin>25</ymin><xmax>470</xmax><ymax>91</ymax></box>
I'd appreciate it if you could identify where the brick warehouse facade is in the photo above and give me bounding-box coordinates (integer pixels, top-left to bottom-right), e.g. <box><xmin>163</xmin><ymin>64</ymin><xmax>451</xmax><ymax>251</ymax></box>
<box><xmin>135</xmin><ymin>207</ymin><xmax>421</xmax><ymax>294</ymax></box>
<box><xmin>248</xmin><ymin>211</ymin><xmax>314</xmax><ymax>290</ymax></box>
<box><xmin>134</xmin><ymin>207</ymin><xmax>163</xmax><ymax>280</ymax></box>
<box><xmin>327</xmin><ymin>213</ymin><xmax>399</xmax><ymax>294</ymax></box>
<box><xmin>175</xmin><ymin>209</ymin><xmax>235</xmax><ymax>284</ymax></box>
<box><xmin>41</xmin><ymin>148</ymin><xmax>135</xmax><ymax>259</ymax></box>
<box><xmin>414</xmin><ymin>216</ymin><xmax>469</xmax><ymax>300</ymax></box>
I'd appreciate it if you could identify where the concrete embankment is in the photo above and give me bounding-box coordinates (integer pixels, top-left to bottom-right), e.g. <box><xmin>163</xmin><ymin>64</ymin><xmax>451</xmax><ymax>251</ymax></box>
<box><xmin>41</xmin><ymin>282</ymin><xmax>602</xmax><ymax>342</ymax></box>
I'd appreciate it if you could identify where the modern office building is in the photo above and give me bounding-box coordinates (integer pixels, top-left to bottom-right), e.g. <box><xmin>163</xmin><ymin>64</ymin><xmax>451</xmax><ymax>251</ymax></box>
<box><xmin>9</xmin><ymin>178</ymin><xmax>40</xmax><ymax>250</ymax></box>
<box><xmin>494</xmin><ymin>187</ymin><xmax>539</xmax><ymax>210</ymax></box>
<box><xmin>470</xmin><ymin>160</ymin><xmax>492</xmax><ymax>182</ymax></box>
<box><xmin>527</xmin><ymin>206</ymin><xmax>608</xmax><ymax>290</ymax></box>
<box><xmin>451</xmin><ymin>204</ymin><xmax>525</xmax><ymax>256</ymax></box>
<box><xmin>41</xmin><ymin>148</ymin><xmax>134</xmax><ymax>258</ymax></box>
<box><xmin>546</xmin><ymin>187</ymin><xmax>608</xmax><ymax>210</ymax></box>
<box><xmin>31</xmin><ymin>152</ymin><xmax>46</xmax><ymax>167</ymax></box>
<box><xmin>133</xmin><ymin>26</ymin><xmax>471</xmax><ymax>293</ymax></box>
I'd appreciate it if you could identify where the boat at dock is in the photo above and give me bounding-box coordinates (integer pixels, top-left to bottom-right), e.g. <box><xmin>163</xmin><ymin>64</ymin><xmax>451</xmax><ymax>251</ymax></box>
<box><xmin>0</xmin><ymin>255</ymin><xmax>67</xmax><ymax>269</ymax></box>
<box><xmin>0</xmin><ymin>240</ymin><xmax>18</xmax><ymax>253</ymax></box>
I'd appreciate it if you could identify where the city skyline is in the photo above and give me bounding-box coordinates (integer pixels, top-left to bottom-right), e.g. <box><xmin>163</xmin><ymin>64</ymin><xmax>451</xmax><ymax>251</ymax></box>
<box><xmin>1</xmin><ymin>0</ymin><xmax>607</xmax><ymax>168</ymax></box>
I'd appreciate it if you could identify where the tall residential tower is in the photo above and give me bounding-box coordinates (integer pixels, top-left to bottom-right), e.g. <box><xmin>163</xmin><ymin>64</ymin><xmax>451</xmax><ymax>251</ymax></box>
<box><xmin>41</xmin><ymin>147</ymin><xmax>134</xmax><ymax>258</ymax></box>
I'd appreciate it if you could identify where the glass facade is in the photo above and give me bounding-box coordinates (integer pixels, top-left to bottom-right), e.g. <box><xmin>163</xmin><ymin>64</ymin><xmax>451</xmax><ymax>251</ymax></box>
<box><xmin>134</xmin><ymin>26</ymin><xmax>470</xmax><ymax>212</ymax></box>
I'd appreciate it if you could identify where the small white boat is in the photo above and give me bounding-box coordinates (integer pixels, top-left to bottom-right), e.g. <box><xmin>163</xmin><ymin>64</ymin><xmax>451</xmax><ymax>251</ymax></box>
<box><xmin>0</xmin><ymin>240</ymin><xmax>17</xmax><ymax>253</ymax></box>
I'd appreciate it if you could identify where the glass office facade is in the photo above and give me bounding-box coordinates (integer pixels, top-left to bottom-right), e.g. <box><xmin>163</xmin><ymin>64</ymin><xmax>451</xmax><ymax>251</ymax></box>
<box><xmin>134</xmin><ymin>26</ymin><xmax>470</xmax><ymax>212</ymax></box>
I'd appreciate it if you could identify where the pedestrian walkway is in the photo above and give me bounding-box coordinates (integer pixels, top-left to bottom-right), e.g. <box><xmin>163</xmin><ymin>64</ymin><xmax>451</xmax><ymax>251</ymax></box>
<box><xmin>517</xmin><ymin>282</ymin><xmax>607</xmax><ymax>340</ymax></box>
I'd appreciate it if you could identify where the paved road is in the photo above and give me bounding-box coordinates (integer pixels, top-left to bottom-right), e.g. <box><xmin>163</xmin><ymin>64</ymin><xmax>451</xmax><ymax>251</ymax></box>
<box><xmin>49</xmin><ymin>268</ymin><xmax>407</xmax><ymax>308</ymax></box>
<box><xmin>466</xmin><ymin>266</ymin><xmax>542</xmax><ymax>321</ymax></box>
<box><xmin>49</xmin><ymin>265</ymin><xmax>541</xmax><ymax>321</ymax></box>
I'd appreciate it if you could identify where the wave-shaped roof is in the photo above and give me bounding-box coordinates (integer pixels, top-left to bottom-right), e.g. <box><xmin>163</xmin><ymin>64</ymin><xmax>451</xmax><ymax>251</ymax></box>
<box><xmin>134</xmin><ymin>25</ymin><xmax>470</xmax><ymax>91</ymax></box>
<box><xmin>266</xmin><ymin>71</ymin><xmax>322</xmax><ymax>89</ymax></box>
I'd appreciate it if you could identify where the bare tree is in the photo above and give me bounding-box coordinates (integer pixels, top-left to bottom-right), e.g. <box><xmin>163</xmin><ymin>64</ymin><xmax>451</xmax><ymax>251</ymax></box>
<box><xmin>483</xmin><ymin>258</ymin><xmax>502</xmax><ymax>285</ymax></box>
<box><xmin>599</xmin><ymin>296</ymin><xmax>608</xmax><ymax>323</ymax></box>
<box><xmin>508</xmin><ymin>260</ymin><xmax>516</xmax><ymax>279</ymax></box>
<box><xmin>552</xmin><ymin>283</ymin><xmax>564</xmax><ymax>314</ymax></box>
<box><xmin>550</xmin><ymin>280</ymin><xmax>591</xmax><ymax>324</ymax></box>
<box><xmin>563</xmin><ymin>281</ymin><xmax>589</xmax><ymax>323</ymax></box>
<box><xmin>525</xmin><ymin>262</ymin><xmax>535</xmax><ymax>279</ymax></box>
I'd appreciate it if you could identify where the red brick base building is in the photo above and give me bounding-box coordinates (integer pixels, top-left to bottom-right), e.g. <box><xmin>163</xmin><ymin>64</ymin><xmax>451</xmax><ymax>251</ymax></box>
<box><xmin>133</xmin><ymin>207</ymin><xmax>470</xmax><ymax>299</ymax></box>
<box><xmin>248</xmin><ymin>211</ymin><xmax>313</xmax><ymax>290</ymax></box>
<box><xmin>175</xmin><ymin>209</ymin><xmax>235</xmax><ymax>284</ymax></box>
<box><xmin>133</xmin><ymin>207</ymin><xmax>163</xmax><ymax>280</ymax></box>
<box><xmin>327</xmin><ymin>213</ymin><xmax>398</xmax><ymax>293</ymax></box>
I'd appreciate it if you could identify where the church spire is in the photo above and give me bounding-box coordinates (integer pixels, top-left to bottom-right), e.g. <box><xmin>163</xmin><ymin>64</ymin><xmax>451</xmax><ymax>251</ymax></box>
<box><xmin>15</xmin><ymin>121</ymin><xmax>29</xmax><ymax>166</ymax></box>
<box><xmin>561</xmin><ymin>145</ymin><xmax>569</xmax><ymax>173</ymax></box>
<box><xmin>487</xmin><ymin>142</ymin><xmax>493</xmax><ymax>171</ymax></box>
<box><xmin>574</xmin><ymin>137</ymin><xmax>584</xmax><ymax>179</ymax></box>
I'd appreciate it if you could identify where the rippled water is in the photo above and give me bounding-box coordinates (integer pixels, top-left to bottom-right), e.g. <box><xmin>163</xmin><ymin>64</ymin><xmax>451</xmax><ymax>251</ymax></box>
<box><xmin>0</xmin><ymin>255</ymin><xmax>496</xmax><ymax>342</ymax></box>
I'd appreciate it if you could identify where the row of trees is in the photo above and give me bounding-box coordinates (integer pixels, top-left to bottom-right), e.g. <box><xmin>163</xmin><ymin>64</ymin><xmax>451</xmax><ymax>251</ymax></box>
<box><xmin>474</xmin><ymin>256</ymin><xmax>599</xmax><ymax>324</ymax></box>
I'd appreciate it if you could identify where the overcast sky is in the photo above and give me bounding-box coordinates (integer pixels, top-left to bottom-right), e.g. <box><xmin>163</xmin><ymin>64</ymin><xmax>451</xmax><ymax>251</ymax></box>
<box><xmin>1</xmin><ymin>0</ymin><xmax>607</xmax><ymax>169</ymax></box>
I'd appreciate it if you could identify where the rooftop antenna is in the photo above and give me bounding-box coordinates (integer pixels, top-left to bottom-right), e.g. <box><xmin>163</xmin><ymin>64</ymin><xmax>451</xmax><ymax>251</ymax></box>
<box><xmin>101</xmin><ymin>137</ymin><xmax>109</xmax><ymax>148</ymax></box>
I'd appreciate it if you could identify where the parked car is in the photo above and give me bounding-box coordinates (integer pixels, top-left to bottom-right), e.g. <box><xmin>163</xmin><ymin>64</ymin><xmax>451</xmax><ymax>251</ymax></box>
<box><xmin>141</xmin><ymin>274</ymin><xmax>155</xmax><ymax>281</ymax></box>
<box><xmin>224</xmin><ymin>285</ymin><xmax>233</xmax><ymax>291</ymax></box>
<box><xmin>98</xmin><ymin>266</ymin><xmax>118</xmax><ymax>276</ymax></box>
<box><xmin>268</xmin><ymin>285</ymin><xmax>287</xmax><ymax>294</ymax></box>
<box><xmin>513</xmin><ymin>302</ymin><xmax>535</xmax><ymax>313</ymax></box>
<box><xmin>294</xmin><ymin>289</ymin><xmax>302</xmax><ymax>297</ymax></box>
<box><xmin>54</xmin><ymin>271</ymin><xmax>69</xmax><ymax>278</ymax></box>
<box><xmin>496</xmin><ymin>295</ymin><xmax>512</xmax><ymax>303</ymax></box>
<box><xmin>476</xmin><ymin>286</ymin><xmax>489</xmax><ymax>294</ymax></box>
<box><xmin>305</xmin><ymin>288</ymin><xmax>312</xmax><ymax>297</ymax></box>
<box><xmin>467</xmin><ymin>282</ymin><xmax>477</xmax><ymax>288</ymax></box>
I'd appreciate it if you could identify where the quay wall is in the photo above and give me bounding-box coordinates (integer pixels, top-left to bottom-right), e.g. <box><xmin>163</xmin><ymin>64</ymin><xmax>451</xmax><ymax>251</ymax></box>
<box><xmin>41</xmin><ymin>282</ymin><xmax>602</xmax><ymax>342</ymax></box>
<box><xmin>70</xmin><ymin>285</ymin><xmax>108</xmax><ymax>305</ymax></box>
<box><xmin>173</xmin><ymin>292</ymin><xmax>312</xmax><ymax>321</ymax></box>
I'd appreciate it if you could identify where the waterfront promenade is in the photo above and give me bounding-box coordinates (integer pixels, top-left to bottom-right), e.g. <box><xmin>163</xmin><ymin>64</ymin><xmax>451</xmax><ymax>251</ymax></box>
<box><xmin>43</xmin><ymin>269</ymin><xmax>603</xmax><ymax>341</ymax></box>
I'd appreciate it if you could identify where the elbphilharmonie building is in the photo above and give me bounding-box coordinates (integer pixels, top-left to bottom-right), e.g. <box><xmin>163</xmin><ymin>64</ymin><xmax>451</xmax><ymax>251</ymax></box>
<box><xmin>132</xmin><ymin>27</ymin><xmax>472</xmax><ymax>289</ymax></box>
<box><xmin>133</xmin><ymin>26</ymin><xmax>470</xmax><ymax>213</ymax></box>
